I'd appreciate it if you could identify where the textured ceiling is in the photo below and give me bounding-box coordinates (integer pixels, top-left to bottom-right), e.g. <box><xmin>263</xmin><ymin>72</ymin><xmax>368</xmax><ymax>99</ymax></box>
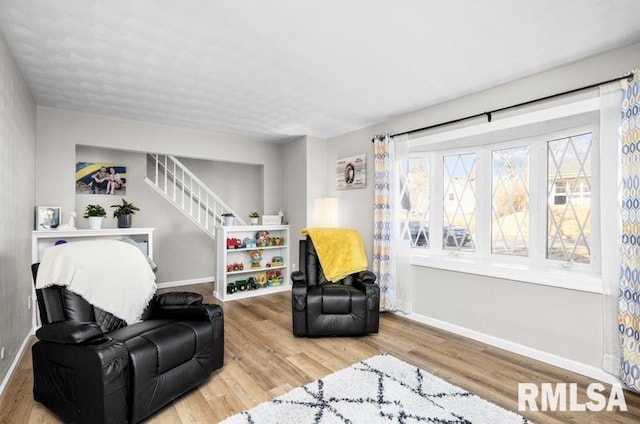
<box><xmin>0</xmin><ymin>0</ymin><xmax>639</xmax><ymax>141</ymax></box>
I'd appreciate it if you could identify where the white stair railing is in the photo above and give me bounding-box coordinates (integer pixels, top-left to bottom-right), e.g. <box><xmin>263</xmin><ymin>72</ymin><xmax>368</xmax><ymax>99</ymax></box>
<box><xmin>144</xmin><ymin>154</ymin><xmax>246</xmax><ymax>239</ymax></box>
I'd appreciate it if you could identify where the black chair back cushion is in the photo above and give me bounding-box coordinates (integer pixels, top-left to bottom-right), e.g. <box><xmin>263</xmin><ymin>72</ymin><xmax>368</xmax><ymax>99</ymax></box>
<box><xmin>299</xmin><ymin>239</ymin><xmax>354</xmax><ymax>286</ymax></box>
<box><xmin>32</xmin><ymin>263</ymin><xmax>127</xmax><ymax>332</ymax></box>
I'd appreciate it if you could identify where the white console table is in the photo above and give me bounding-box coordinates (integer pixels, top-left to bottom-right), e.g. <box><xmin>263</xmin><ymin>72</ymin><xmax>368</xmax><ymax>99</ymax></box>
<box><xmin>31</xmin><ymin>228</ymin><xmax>155</xmax><ymax>263</ymax></box>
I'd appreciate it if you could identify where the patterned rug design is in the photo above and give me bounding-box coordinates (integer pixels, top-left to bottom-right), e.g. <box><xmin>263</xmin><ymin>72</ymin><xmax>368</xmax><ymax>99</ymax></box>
<box><xmin>221</xmin><ymin>354</ymin><xmax>531</xmax><ymax>423</ymax></box>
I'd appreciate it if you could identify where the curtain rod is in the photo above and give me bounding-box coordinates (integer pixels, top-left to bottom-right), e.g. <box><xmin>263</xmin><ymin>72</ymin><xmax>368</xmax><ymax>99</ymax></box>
<box><xmin>372</xmin><ymin>72</ymin><xmax>634</xmax><ymax>142</ymax></box>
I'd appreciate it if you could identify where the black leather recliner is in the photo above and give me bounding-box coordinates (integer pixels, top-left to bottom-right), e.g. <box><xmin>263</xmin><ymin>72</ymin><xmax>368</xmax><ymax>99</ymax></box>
<box><xmin>291</xmin><ymin>238</ymin><xmax>380</xmax><ymax>337</ymax></box>
<box><xmin>31</xmin><ymin>264</ymin><xmax>224</xmax><ymax>424</ymax></box>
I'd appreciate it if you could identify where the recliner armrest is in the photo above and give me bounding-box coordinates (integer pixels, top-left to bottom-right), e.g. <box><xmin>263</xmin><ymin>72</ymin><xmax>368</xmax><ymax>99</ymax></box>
<box><xmin>36</xmin><ymin>321</ymin><xmax>104</xmax><ymax>344</ymax></box>
<box><xmin>291</xmin><ymin>270</ymin><xmax>306</xmax><ymax>285</ymax></box>
<box><xmin>357</xmin><ymin>270</ymin><xmax>377</xmax><ymax>285</ymax></box>
<box><xmin>291</xmin><ymin>275</ymin><xmax>308</xmax><ymax>336</ymax></box>
<box><xmin>292</xmin><ymin>279</ymin><xmax>308</xmax><ymax>312</ymax></box>
<box><xmin>153</xmin><ymin>291</ymin><xmax>203</xmax><ymax>307</ymax></box>
<box><xmin>354</xmin><ymin>271</ymin><xmax>379</xmax><ymax>311</ymax></box>
<box><xmin>150</xmin><ymin>303</ymin><xmax>223</xmax><ymax>323</ymax></box>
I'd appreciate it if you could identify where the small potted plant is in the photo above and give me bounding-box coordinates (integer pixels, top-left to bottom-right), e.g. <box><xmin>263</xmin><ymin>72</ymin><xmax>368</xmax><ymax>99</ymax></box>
<box><xmin>249</xmin><ymin>211</ymin><xmax>260</xmax><ymax>225</ymax></box>
<box><xmin>221</xmin><ymin>212</ymin><xmax>234</xmax><ymax>226</ymax></box>
<box><xmin>111</xmin><ymin>199</ymin><xmax>140</xmax><ymax>228</ymax></box>
<box><xmin>83</xmin><ymin>204</ymin><xmax>107</xmax><ymax>229</ymax></box>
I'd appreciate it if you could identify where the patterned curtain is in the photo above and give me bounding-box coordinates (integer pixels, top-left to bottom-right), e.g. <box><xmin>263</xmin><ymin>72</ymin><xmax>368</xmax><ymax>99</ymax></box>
<box><xmin>373</xmin><ymin>134</ymin><xmax>396</xmax><ymax>311</ymax></box>
<box><xmin>619</xmin><ymin>69</ymin><xmax>640</xmax><ymax>391</ymax></box>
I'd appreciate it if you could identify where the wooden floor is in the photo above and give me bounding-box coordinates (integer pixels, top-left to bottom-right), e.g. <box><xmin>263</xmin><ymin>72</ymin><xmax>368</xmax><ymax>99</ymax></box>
<box><xmin>2</xmin><ymin>283</ymin><xmax>639</xmax><ymax>423</ymax></box>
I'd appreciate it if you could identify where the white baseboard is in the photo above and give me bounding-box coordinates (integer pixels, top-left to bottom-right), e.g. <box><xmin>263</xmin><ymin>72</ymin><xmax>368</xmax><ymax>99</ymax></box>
<box><xmin>399</xmin><ymin>311</ymin><xmax>621</xmax><ymax>385</ymax></box>
<box><xmin>156</xmin><ymin>276</ymin><xmax>214</xmax><ymax>289</ymax></box>
<box><xmin>0</xmin><ymin>329</ymin><xmax>34</xmax><ymax>399</ymax></box>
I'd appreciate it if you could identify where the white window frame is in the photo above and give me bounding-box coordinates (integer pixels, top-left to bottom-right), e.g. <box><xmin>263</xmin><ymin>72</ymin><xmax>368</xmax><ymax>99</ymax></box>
<box><xmin>404</xmin><ymin>97</ymin><xmax>608</xmax><ymax>293</ymax></box>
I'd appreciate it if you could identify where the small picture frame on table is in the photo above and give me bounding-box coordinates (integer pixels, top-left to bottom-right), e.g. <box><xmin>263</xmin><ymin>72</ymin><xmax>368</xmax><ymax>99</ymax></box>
<box><xmin>35</xmin><ymin>206</ymin><xmax>61</xmax><ymax>230</ymax></box>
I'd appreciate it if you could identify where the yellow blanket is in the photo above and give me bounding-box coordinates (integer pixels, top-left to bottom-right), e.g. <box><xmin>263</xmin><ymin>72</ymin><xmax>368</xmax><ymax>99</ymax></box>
<box><xmin>301</xmin><ymin>227</ymin><xmax>368</xmax><ymax>282</ymax></box>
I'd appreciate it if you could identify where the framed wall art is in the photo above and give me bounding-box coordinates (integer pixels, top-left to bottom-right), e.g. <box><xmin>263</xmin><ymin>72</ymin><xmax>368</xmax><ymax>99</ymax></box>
<box><xmin>76</xmin><ymin>162</ymin><xmax>127</xmax><ymax>195</ymax></box>
<box><xmin>35</xmin><ymin>206</ymin><xmax>61</xmax><ymax>230</ymax></box>
<box><xmin>336</xmin><ymin>154</ymin><xmax>366</xmax><ymax>190</ymax></box>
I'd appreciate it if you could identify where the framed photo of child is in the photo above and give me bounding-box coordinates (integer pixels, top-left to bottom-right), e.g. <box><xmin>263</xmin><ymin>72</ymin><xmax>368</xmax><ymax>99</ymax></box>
<box><xmin>75</xmin><ymin>162</ymin><xmax>127</xmax><ymax>195</ymax></box>
<box><xmin>336</xmin><ymin>154</ymin><xmax>366</xmax><ymax>190</ymax></box>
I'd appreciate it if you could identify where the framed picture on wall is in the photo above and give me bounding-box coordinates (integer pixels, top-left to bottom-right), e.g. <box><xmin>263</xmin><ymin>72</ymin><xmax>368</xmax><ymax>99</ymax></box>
<box><xmin>336</xmin><ymin>154</ymin><xmax>366</xmax><ymax>190</ymax></box>
<box><xmin>75</xmin><ymin>162</ymin><xmax>127</xmax><ymax>195</ymax></box>
<box><xmin>35</xmin><ymin>206</ymin><xmax>61</xmax><ymax>230</ymax></box>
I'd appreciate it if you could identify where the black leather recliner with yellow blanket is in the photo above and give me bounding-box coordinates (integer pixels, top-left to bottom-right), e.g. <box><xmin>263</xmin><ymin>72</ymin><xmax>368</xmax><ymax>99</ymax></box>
<box><xmin>291</xmin><ymin>228</ymin><xmax>380</xmax><ymax>337</ymax></box>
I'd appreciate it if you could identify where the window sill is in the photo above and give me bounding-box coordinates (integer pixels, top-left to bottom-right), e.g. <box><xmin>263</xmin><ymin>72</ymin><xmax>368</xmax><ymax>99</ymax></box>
<box><xmin>410</xmin><ymin>254</ymin><xmax>603</xmax><ymax>294</ymax></box>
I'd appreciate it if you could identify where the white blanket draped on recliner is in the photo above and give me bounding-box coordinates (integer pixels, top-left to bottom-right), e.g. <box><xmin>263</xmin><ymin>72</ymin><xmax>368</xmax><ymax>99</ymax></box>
<box><xmin>36</xmin><ymin>239</ymin><xmax>157</xmax><ymax>324</ymax></box>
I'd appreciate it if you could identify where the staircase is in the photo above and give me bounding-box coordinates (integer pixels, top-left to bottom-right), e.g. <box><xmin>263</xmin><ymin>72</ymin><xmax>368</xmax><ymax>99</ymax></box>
<box><xmin>145</xmin><ymin>154</ymin><xmax>246</xmax><ymax>239</ymax></box>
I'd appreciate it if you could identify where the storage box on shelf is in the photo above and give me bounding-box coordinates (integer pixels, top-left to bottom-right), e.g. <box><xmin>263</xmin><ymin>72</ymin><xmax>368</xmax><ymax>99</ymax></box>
<box><xmin>215</xmin><ymin>225</ymin><xmax>290</xmax><ymax>301</ymax></box>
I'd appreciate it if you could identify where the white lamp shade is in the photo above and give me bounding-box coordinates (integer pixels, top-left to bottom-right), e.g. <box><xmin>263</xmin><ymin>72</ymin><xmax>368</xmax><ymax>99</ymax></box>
<box><xmin>313</xmin><ymin>197</ymin><xmax>339</xmax><ymax>227</ymax></box>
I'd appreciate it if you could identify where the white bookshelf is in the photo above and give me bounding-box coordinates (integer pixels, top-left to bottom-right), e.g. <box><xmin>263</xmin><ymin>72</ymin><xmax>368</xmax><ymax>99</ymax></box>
<box><xmin>32</xmin><ymin>228</ymin><xmax>155</xmax><ymax>263</ymax></box>
<box><xmin>215</xmin><ymin>225</ymin><xmax>290</xmax><ymax>301</ymax></box>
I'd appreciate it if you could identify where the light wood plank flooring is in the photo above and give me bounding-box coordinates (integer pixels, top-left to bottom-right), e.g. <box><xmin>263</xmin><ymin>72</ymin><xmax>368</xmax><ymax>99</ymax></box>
<box><xmin>1</xmin><ymin>283</ymin><xmax>639</xmax><ymax>423</ymax></box>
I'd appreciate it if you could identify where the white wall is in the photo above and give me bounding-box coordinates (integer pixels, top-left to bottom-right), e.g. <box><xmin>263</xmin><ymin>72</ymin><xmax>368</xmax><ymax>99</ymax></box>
<box><xmin>0</xmin><ymin>35</ymin><xmax>36</xmax><ymax>389</ymax></box>
<box><xmin>325</xmin><ymin>42</ymin><xmax>640</xmax><ymax>372</ymax></box>
<box><xmin>178</xmin><ymin>157</ymin><xmax>264</xmax><ymax>221</ymax></box>
<box><xmin>37</xmin><ymin>107</ymin><xmax>286</xmax><ymax>284</ymax></box>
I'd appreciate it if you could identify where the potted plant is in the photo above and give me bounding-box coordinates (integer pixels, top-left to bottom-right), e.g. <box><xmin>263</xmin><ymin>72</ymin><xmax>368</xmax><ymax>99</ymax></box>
<box><xmin>249</xmin><ymin>211</ymin><xmax>260</xmax><ymax>225</ymax></box>
<box><xmin>221</xmin><ymin>212</ymin><xmax>234</xmax><ymax>226</ymax></box>
<box><xmin>111</xmin><ymin>199</ymin><xmax>140</xmax><ymax>228</ymax></box>
<box><xmin>83</xmin><ymin>204</ymin><xmax>107</xmax><ymax>229</ymax></box>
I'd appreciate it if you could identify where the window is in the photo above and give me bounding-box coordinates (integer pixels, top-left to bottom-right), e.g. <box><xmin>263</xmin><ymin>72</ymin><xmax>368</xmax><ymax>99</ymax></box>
<box><xmin>398</xmin><ymin>96</ymin><xmax>613</xmax><ymax>292</ymax></box>
<box><xmin>399</xmin><ymin>127</ymin><xmax>597</xmax><ymax>267</ymax></box>
<box><xmin>400</xmin><ymin>157</ymin><xmax>430</xmax><ymax>247</ymax></box>
<box><xmin>491</xmin><ymin>145</ymin><xmax>529</xmax><ymax>256</ymax></box>
<box><xmin>546</xmin><ymin>133</ymin><xmax>592</xmax><ymax>264</ymax></box>
<box><xmin>443</xmin><ymin>153</ymin><xmax>476</xmax><ymax>251</ymax></box>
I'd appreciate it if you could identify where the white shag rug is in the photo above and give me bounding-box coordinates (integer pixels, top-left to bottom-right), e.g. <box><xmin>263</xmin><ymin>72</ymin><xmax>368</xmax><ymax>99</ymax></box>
<box><xmin>221</xmin><ymin>354</ymin><xmax>532</xmax><ymax>424</ymax></box>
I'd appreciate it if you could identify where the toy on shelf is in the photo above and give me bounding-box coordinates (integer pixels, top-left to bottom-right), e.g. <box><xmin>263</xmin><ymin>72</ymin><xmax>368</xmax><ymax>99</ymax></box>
<box><xmin>254</xmin><ymin>272</ymin><xmax>268</xmax><ymax>288</ymax></box>
<box><xmin>226</xmin><ymin>262</ymin><xmax>244</xmax><ymax>272</ymax></box>
<box><xmin>255</xmin><ymin>231</ymin><xmax>270</xmax><ymax>247</ymax></box>
<box><xmin>247</xmin><ymin>277</ymin><xmax>258</xmax><ymax>290</ymax></box>
<box><xmin>242</xmin><ymin>237</ymin><xmax>257</xmax><ymax>248</ymax></box>
<box><xmin>267</xmin><ymin>270</ymin><xmax>283</xmax><ymax>286</ymax></box>
<box><xmin>248</xmin><ymin>249</ymin><xmax>263</xmax><ymax>268</ymax></box>
<box><xmin>226</xmin><ymin>238</ymin><xmax>242</xmax><ymax>249</ymax></box>
<box><xmin>226</xmin><ymin>282</ymin><xmax>238</xmax><ymax>294</ymax></box>
<box><xmin>236</xmin><ymin>280</ymin><xmax>248</xmax><ymax>291</ymax></box>
<box><xmin>271</xmin><ymin>256</ymin><xmax>284</xmax><ymax>266</ymax></box>
<box><xmin>271</xmin><ymin>236</ymin><xmax>284</xmax><ymax>246</ymax></box>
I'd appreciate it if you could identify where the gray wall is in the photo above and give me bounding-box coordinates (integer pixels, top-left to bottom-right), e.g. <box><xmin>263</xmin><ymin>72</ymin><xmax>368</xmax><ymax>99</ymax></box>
<box><xmin>325</xmin><ymin>42</ymin><xmax>640</xmax><ymax>370</ymax></box>
<box><xmin>412</xmin><ymin>267</ymin><xmax>604</xmax><ymax>367</ymax></box>
<box><xmin>37</xmin><ymin>107</ymin><xmax>286</xmax><ymax>284</ymax></box>
<box><xmin>0</xmin><ymin>35</ymin><xmax>36</xmax><ymax>387</ymax></box>
<box><xmin>282</xmin><ymin>136</ymin><xmax>307</xmax><ymax>270</ymax></box>
<box><xmin>281</xmin><ymin>135</ymin><xmax>330</xmax><ymax>270</ymax></box>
